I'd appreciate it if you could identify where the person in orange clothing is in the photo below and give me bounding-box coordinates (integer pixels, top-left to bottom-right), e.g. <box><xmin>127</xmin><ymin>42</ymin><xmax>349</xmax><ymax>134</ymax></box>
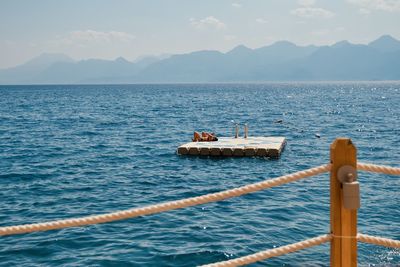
<box><xmin>193</xmin><ymin>131</ymin><xmax>218</xmax><ymax>142</ymax></box>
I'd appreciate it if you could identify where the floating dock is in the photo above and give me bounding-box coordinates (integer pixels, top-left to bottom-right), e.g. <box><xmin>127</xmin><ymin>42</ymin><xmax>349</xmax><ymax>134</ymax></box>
<box><xmin>177</xmin><ymin>137</ymin><xmax>286</xmax><ymax>158</ymax></box>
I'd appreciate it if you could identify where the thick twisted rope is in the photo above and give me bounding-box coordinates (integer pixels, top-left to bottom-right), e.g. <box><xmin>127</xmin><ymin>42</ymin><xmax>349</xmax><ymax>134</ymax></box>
<box><xmin>358</xmin><ymin>234</ymin><xmax>400</xmax><ymax>248</ymax></box>
<box><xmin>0</xmin><ymin>164</ymin><xmax>330</xmax><ymax>236</ymax></box>
<box><xmin>201</xmin><ymin>234</ymin><xmax>332</xmax><ymax>267</ymax></box>
<box><xmin>357</xmin><ymin>163</ymin><xmax>400</xmax><ymax>175</ymax></box>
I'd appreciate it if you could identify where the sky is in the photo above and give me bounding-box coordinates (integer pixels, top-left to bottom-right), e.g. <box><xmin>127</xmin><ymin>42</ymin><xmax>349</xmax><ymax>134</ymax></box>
<box><xmin>1</xmin><ymin>0</ymin><xmax>400</xmax><ymax>69</ymax></box>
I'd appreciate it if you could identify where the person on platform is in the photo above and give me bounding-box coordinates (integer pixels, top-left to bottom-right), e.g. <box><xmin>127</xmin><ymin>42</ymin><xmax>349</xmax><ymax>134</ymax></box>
<box><xmin>192</xmin><ymin>131</ymin><xmax>218</xmax><ymax>142</ymax></box>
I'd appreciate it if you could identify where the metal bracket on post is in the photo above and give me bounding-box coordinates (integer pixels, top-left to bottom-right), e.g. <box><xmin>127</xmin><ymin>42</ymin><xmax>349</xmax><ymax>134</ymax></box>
<box><xmin>337</xmin><ymin>165</ymin><xmax>360</xmax><ymax>210</ymax></box>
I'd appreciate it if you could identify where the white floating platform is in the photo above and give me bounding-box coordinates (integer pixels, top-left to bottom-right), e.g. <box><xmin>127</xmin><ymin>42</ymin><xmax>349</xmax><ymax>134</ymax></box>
<box><xmin>177</xmin><ymin>137</ymin><xmax>286</xmax><ymax>158</ymax></box>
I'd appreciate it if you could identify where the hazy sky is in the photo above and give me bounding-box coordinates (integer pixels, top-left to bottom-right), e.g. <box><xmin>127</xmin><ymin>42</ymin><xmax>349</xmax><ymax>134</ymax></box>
<box><xmin>1</xmin><ymin>0</ymin><xmax>400</xmax><ymax>69</ymax></box>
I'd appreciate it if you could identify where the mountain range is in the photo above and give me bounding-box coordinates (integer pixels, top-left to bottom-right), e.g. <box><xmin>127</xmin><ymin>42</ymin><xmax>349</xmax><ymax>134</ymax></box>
<box><xmin>1</xmin><ymin>35</ymin><xmax>400</xmax><ymax>84</ymax></box>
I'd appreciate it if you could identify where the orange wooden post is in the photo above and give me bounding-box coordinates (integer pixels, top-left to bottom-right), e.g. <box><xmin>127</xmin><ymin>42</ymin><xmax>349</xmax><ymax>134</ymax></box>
<box><xmin>330</xmin><ymin>138</ymin><xmax>358</xmax><ymax>266</ymax></box>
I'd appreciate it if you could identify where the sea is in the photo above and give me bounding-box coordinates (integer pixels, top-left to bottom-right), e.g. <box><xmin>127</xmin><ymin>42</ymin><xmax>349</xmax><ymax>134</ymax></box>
<box><xmin>0</xmin><ymin>82</ymin><xmax>399</xmax><ymax>266</ymax></box>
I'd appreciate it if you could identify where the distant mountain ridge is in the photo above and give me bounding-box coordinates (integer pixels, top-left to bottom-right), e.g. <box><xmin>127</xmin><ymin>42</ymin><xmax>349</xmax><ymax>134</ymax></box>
<box><xmin>1</xmin><ymin>35</ymin><xmax>400</xmax><ymax>84</ymax></box>
<box><xmin>0</xmin><ymin>53</ymin><xmax>75</xmax><ymax>84</ymax></box>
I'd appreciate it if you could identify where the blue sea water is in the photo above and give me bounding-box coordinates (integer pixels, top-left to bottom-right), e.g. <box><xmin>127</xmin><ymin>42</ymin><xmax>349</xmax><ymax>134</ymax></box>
<box><xmin>0</xmin><ymin>83</ymin><xmax>399</xmax><ymax>266</ymax></box>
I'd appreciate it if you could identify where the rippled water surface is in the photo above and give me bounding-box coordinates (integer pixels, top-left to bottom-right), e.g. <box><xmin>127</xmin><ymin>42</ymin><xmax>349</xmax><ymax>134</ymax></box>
<box><xmin>0</xmin><ymin>83</ymin><xmax>399</xmax><ymax>266</ymax></box>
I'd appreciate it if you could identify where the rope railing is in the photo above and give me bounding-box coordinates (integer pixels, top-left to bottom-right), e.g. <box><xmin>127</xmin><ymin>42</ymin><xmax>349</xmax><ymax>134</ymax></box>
<box><xmin>358</xmin><ymin>233</ymin><xmax>400</xmax><ymax>248</ymax></box>
<box><xmin>0</xmin><ymin>164</ymin><xmax>330</xmax><ymax>236</ymax></box>
<box><xmin>1</xmin><ymin>157</ymin><xmax>399</xmax><ymax>266</ymax></box>
<box><xmin>202</xmin><ymin>232</ymin><xmax>400</xmax><ymax>267</ymax></box>
<box><xmin>201</xmin><ymin>234</ymin><xmax>332</xmax><ymax>267</ymax></box>
<box><xmin>357</xmin><ymin>163</ymin><xmax>400</xmax><ymax>176</ymax></box>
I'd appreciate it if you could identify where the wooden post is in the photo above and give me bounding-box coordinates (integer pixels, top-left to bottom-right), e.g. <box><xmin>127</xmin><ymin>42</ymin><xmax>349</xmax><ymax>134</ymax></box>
<box><xmin>330</xmin><ymin>138</ymin><xmax>358</xmax><ymax>266</ymax></box>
